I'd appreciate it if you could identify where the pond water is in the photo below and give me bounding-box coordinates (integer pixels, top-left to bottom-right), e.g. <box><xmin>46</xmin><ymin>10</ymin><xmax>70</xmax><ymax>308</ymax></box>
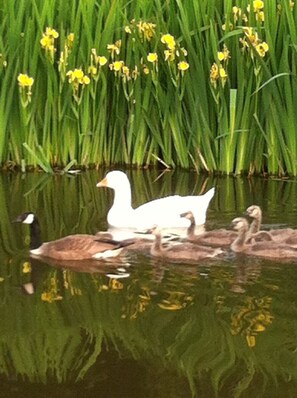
<box><xmin>1</xmin><ymin>169</ymin><xmax>297</xmax><ymax>398</ymax></box>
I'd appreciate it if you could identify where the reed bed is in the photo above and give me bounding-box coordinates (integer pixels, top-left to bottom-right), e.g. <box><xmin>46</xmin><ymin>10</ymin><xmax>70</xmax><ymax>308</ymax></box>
<box><xmin>0</xmin><ymin>0</ymin><xmax>297</xmax><ymax>175</ymax></box>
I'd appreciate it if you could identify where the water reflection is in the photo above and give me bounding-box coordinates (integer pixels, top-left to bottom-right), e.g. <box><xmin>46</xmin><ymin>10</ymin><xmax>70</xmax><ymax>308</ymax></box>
<box><xmin>1</xmin><ymin>171</ymin><xmax>297</xmax><ymax>397</ymax></box>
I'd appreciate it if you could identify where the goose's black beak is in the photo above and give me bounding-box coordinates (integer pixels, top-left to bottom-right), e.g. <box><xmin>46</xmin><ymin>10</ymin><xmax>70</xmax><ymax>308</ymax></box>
<box><xmin>12</xmin><ymin>215</ymin><xmax>23</xmax><ymax>223</ymax></box>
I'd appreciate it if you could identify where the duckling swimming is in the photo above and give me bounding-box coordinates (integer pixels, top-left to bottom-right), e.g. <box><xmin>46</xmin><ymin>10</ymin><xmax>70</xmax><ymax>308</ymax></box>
<box><xmin>148</xmin><ymin>225</ymin><xmax>223</xmax><ymax>263</ymax></box>
<box><xmin>231</xmin><ymin>217</ymin><xmax>297</xmax><ymax>260</ymax></box>
<box><xmin>246</xmin><ymin>205</ymin><xmax>297</xmax><ymax>244</ymax></box>
<box><xmin>180</xmin><ymin>211</ymin><xmax>237</xmax><ymax>247</ymax></box>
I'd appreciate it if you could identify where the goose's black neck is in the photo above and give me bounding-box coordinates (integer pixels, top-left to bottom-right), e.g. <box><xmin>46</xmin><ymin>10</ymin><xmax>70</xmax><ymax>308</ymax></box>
<box><xmin>29</xmin><ymin>217</ymin><xmax>43</xmax><ymax>250</ymax></box>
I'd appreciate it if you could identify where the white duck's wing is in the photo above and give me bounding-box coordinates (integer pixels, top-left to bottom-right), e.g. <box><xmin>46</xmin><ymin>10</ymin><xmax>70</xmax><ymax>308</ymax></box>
<box><xmin>134</xmin><ymin>195</ymin><xmax>189</xmax><ymax>228</ymax></box>
<box><xmin>179</xmin><ymin>188</ymin><xmax>215</xmax><ymax>225</ymax></box>
<box><xmin>134</xmin><ymin>188</ymin><xmax>215</xmax><ymax>229</ymax></box>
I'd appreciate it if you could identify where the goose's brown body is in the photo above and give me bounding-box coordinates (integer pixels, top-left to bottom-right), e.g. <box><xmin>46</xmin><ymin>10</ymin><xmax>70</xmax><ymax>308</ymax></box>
<box><xmin>14</xmin><ymin>212</ymin><xmax>130</xmax><ymax>260</ymax></box>
<box><xmin>34</xmin><ymin>234</ymin><xmax>124</xmax><ymax>260</ymax></box>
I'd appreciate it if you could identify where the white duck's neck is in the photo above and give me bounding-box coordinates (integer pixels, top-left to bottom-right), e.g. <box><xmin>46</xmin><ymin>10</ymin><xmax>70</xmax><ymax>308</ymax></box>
<box><xmin>112</xmin><ymin>177</ymin><xmax>133</xmax><ymax>211</ymax></box>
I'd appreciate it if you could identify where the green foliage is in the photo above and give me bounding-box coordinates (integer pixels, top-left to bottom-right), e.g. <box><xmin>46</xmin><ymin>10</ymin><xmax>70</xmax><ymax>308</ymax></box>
<box><xmin>1</xmin><ymin>0</ymin><xmax>297</xmax><ymax>175</ymax></box>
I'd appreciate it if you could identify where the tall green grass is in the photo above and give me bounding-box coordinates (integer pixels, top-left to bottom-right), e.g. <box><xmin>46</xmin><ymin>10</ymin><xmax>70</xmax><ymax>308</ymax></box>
<box><xmin>1</xmin><ymin>0</ymin><xmax>297</xmax><ymax>175</ymax></box>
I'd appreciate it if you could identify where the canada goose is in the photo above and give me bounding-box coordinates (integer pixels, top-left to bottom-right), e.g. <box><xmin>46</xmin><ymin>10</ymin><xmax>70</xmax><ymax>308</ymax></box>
<box><xmin>96</xmin><ymin>170</ymin><xmax>215</xmax><ymax>229</ymax></box>
<box><xmin>13</xmin><ymin>212</ymin><xmax>133</xmax><ymax>261</ymax></box>
<box><xmin>231</xmin><ymin>217</ymin><xmax>297</xmax><ymax>259</ymax></box>
<box><xmin>246</xmin><ymin>205</ymin><xmax>297</xmax><ymax>243</ymax></box>
<box><xmin>180</xmin><ymin>211</ymin><xmax>237</xmax><ymax>247</ymax></box>
<box><xmin>148</xmin><ymin>225</ymin><xmax>223</xmax><ymax>262</ymax></box>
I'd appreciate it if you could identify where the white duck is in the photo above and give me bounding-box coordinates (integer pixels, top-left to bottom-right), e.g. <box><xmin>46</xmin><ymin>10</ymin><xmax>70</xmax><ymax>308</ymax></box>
<box><xmin>96</xmin><ymin>170</ymin><xmax>215</xmax><ymax>229</ymax></box>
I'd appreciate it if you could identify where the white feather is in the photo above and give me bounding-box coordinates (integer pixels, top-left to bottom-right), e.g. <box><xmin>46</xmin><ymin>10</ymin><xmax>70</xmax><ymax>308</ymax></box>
<box><xmin>23</xmin><ymin>213</ymin><xmax>35</xmax><ymax>224</ymax></box>
<box><xmin>97</xmin><ymin>171</ymin><xmax>215</xmax><ymax>229</ymax></box>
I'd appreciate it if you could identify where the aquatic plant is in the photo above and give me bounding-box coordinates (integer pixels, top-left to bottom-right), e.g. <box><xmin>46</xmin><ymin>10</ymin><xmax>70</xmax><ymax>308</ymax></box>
<box><xmin>0</xmin><ymin>0</ymin><xmax>297</xmax><ymax>175</ymax></box>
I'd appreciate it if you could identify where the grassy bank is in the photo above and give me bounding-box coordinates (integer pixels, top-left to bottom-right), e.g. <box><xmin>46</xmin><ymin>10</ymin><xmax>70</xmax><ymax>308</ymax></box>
<box><xmin>0</xmin><ymin>0</ymin><xmax>297</xmax><ymax>175</ymax></box>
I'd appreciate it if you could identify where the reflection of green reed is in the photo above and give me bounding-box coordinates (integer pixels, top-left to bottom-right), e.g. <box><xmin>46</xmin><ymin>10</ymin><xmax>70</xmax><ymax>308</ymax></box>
<box><xmin>0</xmin><ymin>269</ymin><xmax>104</xmax><ymax>383</ymax></box>
<box><xmin>2</xmin><ymin>172</ymin><xmax>297</xmax><ymax>395</ymax></box>
<box><xmin>1</xmin><ymin>258</ymin><xmax>297</xmax><ymax>397</ymax></box>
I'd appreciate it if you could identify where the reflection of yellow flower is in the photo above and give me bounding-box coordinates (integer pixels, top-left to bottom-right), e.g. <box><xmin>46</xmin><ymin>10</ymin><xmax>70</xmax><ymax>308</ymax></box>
<box><xmin>246</xmin><ymin>335</ymin><xmax>256</xmax><ymax>347</ymax></box>
<box><xmin>109</xmin><ymin>279</ymin><xmax>123</xmax><ymax>290</ymax></box>
<box><xmin>231</xmin><ymin>296</ymin><xmax>273</xmax><ymax>348</ymax></box>
<box><xmin>147</xmin><ymin>52</ymin><xmax>158</xmax><ymax>63</ymax></box>
<box><xmin>41</xmin><ymin>273</ymin><xmax>63</xmax><ymax>302</ymax></box>
<box><xmin>41</xmin><ymin>292</ymin><xmax>63</xmax><ymax>303</ymax></box>
<box><xmin>178</xmin><ymin>61</ymin><xmax>189</xmax><ymax>71</ymax></box>
<box><xmin>22</xmin><ymin>262</ymin><xmax>32</xmax><ymax>273</ymax></box>
<box><xmin>17</xmin><ymin>73</ymin><xmax>34</xmax><ymax>88</ymax></box>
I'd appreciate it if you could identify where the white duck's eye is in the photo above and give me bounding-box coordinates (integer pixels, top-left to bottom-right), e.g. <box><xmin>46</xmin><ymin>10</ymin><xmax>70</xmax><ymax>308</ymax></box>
<box><xmin>23</xmin><ymin>213</ymin><xmax>35</xmax><ymax>224</ymax></box>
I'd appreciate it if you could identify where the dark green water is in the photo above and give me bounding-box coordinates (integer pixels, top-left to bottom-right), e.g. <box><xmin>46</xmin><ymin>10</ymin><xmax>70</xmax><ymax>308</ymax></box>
<box><xmin>1</xmin><ymin>170</ymin><xmax>297</xmax><ymax>398</ymax></box>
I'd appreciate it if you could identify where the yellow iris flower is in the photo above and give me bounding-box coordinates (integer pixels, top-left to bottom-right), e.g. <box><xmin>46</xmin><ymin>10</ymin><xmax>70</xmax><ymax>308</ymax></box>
<box><xmin>17</xmin><ymin>73</ymin><xmax>34</xmax><ymax>87</ymax></box>
<box><xmin>178</xmin><ymin>61</ymin><xmax>189</xmax><ymax>71</ymax></box>
<box><xmin>147</xmin><ymin>52</ymin><xmax>158</xmax><ymax>63</ymax></box>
